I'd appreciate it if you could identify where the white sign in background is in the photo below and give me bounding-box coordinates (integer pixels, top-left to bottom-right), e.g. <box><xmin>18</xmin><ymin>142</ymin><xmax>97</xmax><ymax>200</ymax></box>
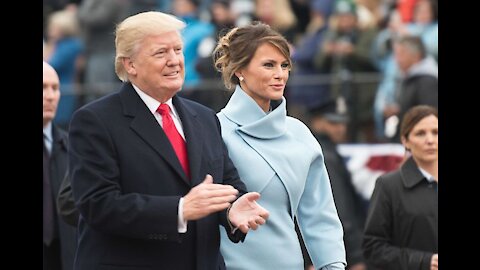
<box><xmin>337</xmin><ymin>144</ymin><xmax>405</xmax><ymax>200</ymax></box>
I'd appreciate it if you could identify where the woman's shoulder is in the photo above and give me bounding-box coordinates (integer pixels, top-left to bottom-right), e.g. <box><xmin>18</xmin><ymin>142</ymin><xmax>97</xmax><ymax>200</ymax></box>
<box><xmin>286</xmin><ymin>116</ymin><xmax>317</xmax><ymax>139</ymax></box>
<box><xmin>216</xmin><ymin>110</ymin><xmax>232</xmax><ymax>125</ymax></box>
<box><xmin>216</xmin><ymin>110</ymin><xmax>240</xmax><ymax>136</ymax></box>
<box><xmin>284</xmin><ymin>117</ymin><xmax>324</xmax><ymax>157</ymax></box>
<box><xmin>375</xmin><ymin>169</ymin><xmax>403</xmax><ymax>192</ymax></box>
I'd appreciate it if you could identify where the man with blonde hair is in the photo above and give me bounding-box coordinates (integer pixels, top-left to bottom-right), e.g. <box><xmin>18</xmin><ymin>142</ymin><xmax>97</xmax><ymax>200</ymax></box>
<box><xmin>68</xmin><ymin>11</ymin><xmax>269</xmax><ymax>270</ymax></box>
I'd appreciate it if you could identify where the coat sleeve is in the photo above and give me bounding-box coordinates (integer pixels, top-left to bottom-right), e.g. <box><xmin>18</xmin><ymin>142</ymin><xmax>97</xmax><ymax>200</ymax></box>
<box><xmin>296</xmin><ymin>145</ymin><xmax>347</xmax><ymax>269</ymax></box>
<box><xmin>362</xmin><ymin>177</ymin><xmax>434</xmax><ymax>270</ymax></box>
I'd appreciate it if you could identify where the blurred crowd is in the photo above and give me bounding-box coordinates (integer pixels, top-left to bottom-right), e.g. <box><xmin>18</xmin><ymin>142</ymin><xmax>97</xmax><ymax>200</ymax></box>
<box><xmin>43</xmin><ymin>0</ymin><xmax>437</xmax><ymax>144</ymax></box>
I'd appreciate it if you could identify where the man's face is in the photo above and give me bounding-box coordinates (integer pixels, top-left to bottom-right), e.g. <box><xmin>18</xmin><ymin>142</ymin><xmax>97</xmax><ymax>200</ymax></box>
<box><xmin>394</xmin><ymin>43</ymin><xmax>419</xmax><ymax>73</ymax></box>
<box><xmin>126</xmin><ymin>31</ymin><xmax>185</xmax><ymax>101</ymax></box>
<box><xmin>43</xmin><ymin>63</ymin><xmax>61</xmax><ymax>125</ymax></box>
<box><xmin>326</xmin><ymin>120</ymin><xmax>347</xmax><ymax>144</ymax></box>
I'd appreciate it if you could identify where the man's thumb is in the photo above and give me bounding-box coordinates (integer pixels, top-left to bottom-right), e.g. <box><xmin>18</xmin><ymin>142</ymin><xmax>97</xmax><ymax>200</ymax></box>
<box><xmin>203</xmin><ymin>174</ymin><xmax>213</xmax><ymax>184</ymax></box>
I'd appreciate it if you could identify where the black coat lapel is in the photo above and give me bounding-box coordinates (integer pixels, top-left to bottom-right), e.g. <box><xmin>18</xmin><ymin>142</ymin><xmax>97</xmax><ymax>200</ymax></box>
<box><xmin>173</xmin><ymin>96</ymin><xmax>203</xmax><ymax>185</ymax></box>
<box><xmin>51</xmin><ymin>125</ymin><xmax>68</xmax><ymax>158</ymax></box>
<box><xmin>50</xmin><ymin>125</ymin><xmax>68</xmax><ymax>195</ymax></box>
<box><xmin>120</xmin><ymin>83</ymin><xmax>189</xmax><ymax>185</ymax></box>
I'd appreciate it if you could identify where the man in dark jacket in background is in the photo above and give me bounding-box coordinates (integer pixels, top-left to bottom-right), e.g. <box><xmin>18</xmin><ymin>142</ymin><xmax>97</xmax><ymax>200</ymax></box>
<box><xmin>383</xmin><ymin>35</ymin><xmax>438</xmax><ymax>141</ymax></box>
<box><xmin>43</xmin><ymin>61</ymin><xmax>77</xmax><ymax>270</ymax></box>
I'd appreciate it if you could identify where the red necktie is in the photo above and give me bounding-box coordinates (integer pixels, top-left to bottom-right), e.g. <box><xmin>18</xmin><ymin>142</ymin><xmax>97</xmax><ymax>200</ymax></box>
<box><xmin>157</xmin><ymin>104</ymin><xmax>190</xmax><ymax>179</ymax></box>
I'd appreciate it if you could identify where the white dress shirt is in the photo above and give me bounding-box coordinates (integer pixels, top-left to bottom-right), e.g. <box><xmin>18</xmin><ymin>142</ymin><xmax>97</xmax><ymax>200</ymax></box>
<box><xmin>43</xmin><ymin>122</ymin><xmax>53</xmax><ymax>154</ymax></box>
<box><xmin>132</xmin><ymin>84</ymin><xmax>188</xmax><ymax>233</ymax></box>
<box><xmin>418</xmin><ymin>167</ymin><xmax>436</xmax><ymax>183</ymax></box>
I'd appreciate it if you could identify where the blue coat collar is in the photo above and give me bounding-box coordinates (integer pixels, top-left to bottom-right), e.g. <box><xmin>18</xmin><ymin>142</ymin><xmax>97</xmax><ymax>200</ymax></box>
<box><xmin>220</xmin><ymin>85</ymin><xmax>286</xmax><ymax>139</ymax></box>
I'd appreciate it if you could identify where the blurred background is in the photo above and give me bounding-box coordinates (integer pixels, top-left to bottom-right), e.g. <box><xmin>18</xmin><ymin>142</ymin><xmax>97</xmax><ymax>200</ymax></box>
<box><xmin>43</xmin><ymin>0</ymin><xmax>437</xmax><ymax>143</ymax></box>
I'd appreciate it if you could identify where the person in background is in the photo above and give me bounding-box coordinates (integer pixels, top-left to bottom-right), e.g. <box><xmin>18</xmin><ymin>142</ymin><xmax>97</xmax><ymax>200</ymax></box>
<box><xmin>68</xmin><ymin>11</ymin><xmax>269</xmax><ymax>270</ymax></box>
<box><xmin>314</xmin><ymin>0</ymin><xmax>378</xmax><ymax>142</ymax></box>
<box><xmin>44</xmin><ymin>9</ymin><xmax>83</xmax><ymax>129</ymax></box>
<box><xmin>287</xmin><ymin>0</ymin><xmax>334</xmax><ymax>120</ymax></box>
<box><xmin>362</xmin><ymin>105</ymin><xmax>438</xmax><ymax>270</ymax></box>
<box><xmin>214</xmin><ymin>21</ymin><xmax>346</xmax><ymax>270</ymax></box>
<box><xmin>254</xmin><ymin>0</ymin><xmax>298</xmax><ymax>42</ymax></box>
<box><xmin>196</xmin><ymin>0</ymin><xmax>236</xmax><ymax>82</ymax></box>
<box><xmin>171</xmin><ymin>0</ymin><xmax>214</xmax><ymax>89</ymax></box>
<box><xmin>383</xmin><ymin>35</ymin><xmax>437</xmax><ymax>141</ymax></box>
<box><xmin>307</xmin><ymin>98</ymin><xmax>368</xmax><ymax>270</ymax></box>
<box><xmin>76</xmin><ymin>0</ymin><xmax>130</xmax><ymax>100</ymax></box>
<box><xmin>43</xmin><ymin>0</ymin><xmax>79</xmax><ymax>38</ymax></box>
<box><xmin>372</xmin><ymin>0</ymin><xmax>437</xmax><ymax>141</ymax></box>
<box><xmin>194</xmin><ymin>0</ymin><xmax>237</xmax><ymax>111</ymax></box>
<box><xmin>43</xmin><ymin>61</ymin><xmax>77</xmax><ymax>270</ymax></box>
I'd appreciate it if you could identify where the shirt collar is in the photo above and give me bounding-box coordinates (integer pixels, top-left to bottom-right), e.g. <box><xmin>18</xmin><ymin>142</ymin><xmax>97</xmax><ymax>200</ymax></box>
<box><xmin>43</xmin><ymin>122</ymin><xmax>53</xmax><ymax>143</ymax></box>
<box><xmin>132</xmin><ymin>84</ymin><xmax>178</xmax><ymax>118</ymax></box>
<box><xmin>400</xmin><ymin>157</ymin><xmax>430</xmax><ymax>188</ymax></box>
<box><xmin>418</xmin><ymin>167</ymin><xmax>436</xmax><ymax>183</ymax></box>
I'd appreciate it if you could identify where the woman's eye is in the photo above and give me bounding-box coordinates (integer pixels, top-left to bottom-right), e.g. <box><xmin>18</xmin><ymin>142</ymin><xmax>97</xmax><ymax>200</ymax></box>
<box><xmin>415</xmin><ymin>131</ymin><xmax>425</xmax><ymax>137</ymax></box>
<box><xmin>281</xmin><ymin>63</ymin><xmax>290</xmax><ymax>69</ymax></box>
<box><xmin>264</xmin><ymin>63</ymin><xmax>274</xmax><ymax>67</ymax></box>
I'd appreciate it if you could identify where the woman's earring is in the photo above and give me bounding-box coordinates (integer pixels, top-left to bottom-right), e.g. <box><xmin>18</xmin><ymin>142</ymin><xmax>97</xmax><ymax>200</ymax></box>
<box><xmin>239</xmin><ymin>76</ymin><xmax>244</xmax><ymax>82</ymax></box>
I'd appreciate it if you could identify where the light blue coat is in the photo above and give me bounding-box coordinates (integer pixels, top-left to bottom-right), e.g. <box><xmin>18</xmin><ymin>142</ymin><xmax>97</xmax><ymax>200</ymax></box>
<box><xmin>218</xmin><ymin>86</ymin><xmax>346</xmax><ymax>269</ymax></box>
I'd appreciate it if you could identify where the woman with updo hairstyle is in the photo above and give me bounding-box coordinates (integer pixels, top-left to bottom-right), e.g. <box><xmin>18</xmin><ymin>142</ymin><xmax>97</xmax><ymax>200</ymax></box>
<box><xmin>363</xmin><ymin>105</ymin><xmax>438</xmax><ymax>270</ymax></box>
<box><xmin>214</xmin><ymin>21</ymin><xmax>347</xmax><ymax>270</ymax></box>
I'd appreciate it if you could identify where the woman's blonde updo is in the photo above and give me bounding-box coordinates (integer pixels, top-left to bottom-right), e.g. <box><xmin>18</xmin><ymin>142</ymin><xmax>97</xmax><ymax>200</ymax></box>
<box><xmin>213</xmin><ymin>21</ymin><xmax>292</xmax><ymax>90</ymax></box>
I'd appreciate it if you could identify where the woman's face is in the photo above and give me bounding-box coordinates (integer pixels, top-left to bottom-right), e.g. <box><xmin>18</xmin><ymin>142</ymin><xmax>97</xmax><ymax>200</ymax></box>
<box><xmin>403</xmin><ymin>115</ymin><xmax>438</xmax><ymax>164</ymax></box>
<box><xmin>236</xmin><ymin>42</ymin><xmax>290</xmax><ymax>111</ymax></box>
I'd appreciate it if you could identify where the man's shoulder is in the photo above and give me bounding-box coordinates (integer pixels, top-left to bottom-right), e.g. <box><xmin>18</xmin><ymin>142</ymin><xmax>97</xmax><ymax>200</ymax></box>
<box><xmin>79</xmin><ymin>91</ymin><xmax>121</xmax><ymax>113</ymax></box>
<box><xmin>405</xmin><ymin>73</ymin><xmax>437</xmax><ymax>85</ymax></box>
<box><xmin>52</xmin><ymin>123</ymin><xmax>68</xmax><ymax>141</ymax></box>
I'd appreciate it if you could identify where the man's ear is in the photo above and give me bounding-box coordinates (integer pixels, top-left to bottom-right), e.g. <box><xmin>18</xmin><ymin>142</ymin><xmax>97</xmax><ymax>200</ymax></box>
<box><xmin>122</xmin><ymin>57</ymin><xmax>137</xmax><ymax>76</ymax></box>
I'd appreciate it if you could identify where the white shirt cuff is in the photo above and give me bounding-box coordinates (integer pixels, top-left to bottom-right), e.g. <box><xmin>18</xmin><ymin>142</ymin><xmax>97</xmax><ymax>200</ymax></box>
<box><xmin>178</xmin><ymin>197</ymin><xmax>187</xmax><ymax>233</ymax></box>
